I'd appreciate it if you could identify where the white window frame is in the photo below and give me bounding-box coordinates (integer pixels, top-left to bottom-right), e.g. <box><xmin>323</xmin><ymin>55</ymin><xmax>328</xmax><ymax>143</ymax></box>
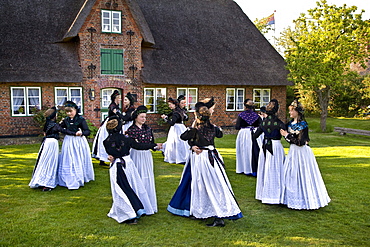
<box><xmin>10</xmin><ymin>87</ymin><xmax>41</xmax><ymax>116</ymax></box>
<box><xmin>226</xmin><ymin>88</ymin><xmax>245</xmax><ymax>111</ymax></box>
<box><xmin>101</xmin><ymin>10</ymin><xmax>122</xmax><ymax>33</ymax></box>
<box><xmin>144</xmin><ymin>88</ymin><xmax>166</xmax><ymax>113</ymax></box>
<box><xmin>55</xmin><ymin>87</ymin><xmax>84</xmax><ymax>114</ymax></box>
<box><xmin>253</xmin><ymin>88</ymin><xmax>271</xmax><ymax>110</ymax></box>
<box><xmin>176</xmin><ymin>88</ymin><xmax>198</xmax><ymax>112</ymax></box>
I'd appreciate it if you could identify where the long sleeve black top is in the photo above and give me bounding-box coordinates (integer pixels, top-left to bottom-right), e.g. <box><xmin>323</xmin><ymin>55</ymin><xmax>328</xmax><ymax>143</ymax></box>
<box><xmin>60</xmin><ymin>115</ymin><xmax>90</xmax><ymax>137</ymax></box>
<box><xmin>284</xmin><ymin>120</ymin><xmax>310</xmax><ymax>146</ymax></box>
<box><xmin>103</xmin><ymin>133</ymin><xmax>144</xmax><ymax>158</ymax></box>
<box><xmin>44</xmin><ymin>121</ymin><xmax>76</xmax><ymax>140</ymax></box>
<box><xmin>126</xmin><ymin>124</ymin><xmax>157</xmax><ymax>150</ymax></box>
<box><xmin>180</xmin><ymin>124</ymin><xmax>223</xmax><ymax>148</ymax></box>
<box><xmin>235</xmin><ymin>110</ymin><xmax>261</xmax><ymax>130</ymax></box>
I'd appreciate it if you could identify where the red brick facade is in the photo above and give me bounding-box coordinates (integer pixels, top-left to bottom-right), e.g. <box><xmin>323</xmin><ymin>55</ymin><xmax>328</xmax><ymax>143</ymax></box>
<box><xmin>0</xmin><ymin>0</ymin><xmax>287</xmax><ymax>137</ymax></box>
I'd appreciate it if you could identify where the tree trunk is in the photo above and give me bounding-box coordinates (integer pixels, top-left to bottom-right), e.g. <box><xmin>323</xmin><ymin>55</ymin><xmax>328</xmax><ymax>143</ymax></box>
<box><xmin>317</xmin><ymin>87</ymin><xmax>330</xmax><ymax>132</ymax></box>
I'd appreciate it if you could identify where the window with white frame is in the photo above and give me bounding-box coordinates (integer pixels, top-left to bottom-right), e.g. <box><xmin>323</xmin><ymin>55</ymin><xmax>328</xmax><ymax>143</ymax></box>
<box><xmin>177</xmin><ymin>88</ymin><xmax>198</xmax><ymax>111</ymax></box>
<box><xmin>101</xmin><ymin>10</ymin><xmax>121</xmax><ymax>33</ymax></box>
<box><xmin>11</xmin><ymin>87</ymin><xmax>41</xmax><ymax>116</ymax></box>
<box><xmin>144</xmin><ymin>88</ymin><xmax>166</xmax><ymax>113</ymax></box>
<box><xmin>253</xmin><ymin>88</ymin><xmax>271</xmax><ymax>109</ymax></box>
<box><xmin>55</xmin><ymin>87</ymin><xmax>83</xmax><ymax>114</ymax></box>
<box><xmin>226</xmin><ymin>88</ymin><xmax>245</xmax><ymax>111</ymax></box>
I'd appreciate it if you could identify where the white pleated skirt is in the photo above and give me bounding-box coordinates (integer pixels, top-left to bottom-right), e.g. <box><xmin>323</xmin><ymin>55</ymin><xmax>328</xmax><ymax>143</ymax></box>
<box><xmin>58</xmin><ymin>135</ymin><xmax>94</xmax><ymax>190</ymax></box>
<box><xmin>236</xmin><ymin>128</ymin><xmax>254</xmax><ymax>174</ymax></box>
<box><xmin>281</xmin><ymin>144</ymin><xmax>331</xmax><ymax>210</ymax></box>
<box><xmin>130</xmin><ymin>149</ymin><xmax>157</xmax><ymax>213</ymax></box>
<box><xmin>190</xmin><ymin>148</ymin><xmax>242</xmax><ymax>219</ymax></box>
<box><xmin>29</xmin><ymin>138</ymin><xmax>59</xmax><ymax>189</ymax></box>
<box><xmin>92</xmin><ymin>120</ymin><xmax>110</xmax><ymax>162</ymax></box>
<box><xmin>108</xmin><ymin>156</ymin><xmax>152</xmax><ymax>223</ymax></box>
<box><xmin>255</xmin><ymin>140</ymin><xmax>285</xmax><ymax>204</ymax></box>
<box><xmin>163</xmin><ymin>123</ymin><xmax>190</xmax><ymax>164</ymax></box>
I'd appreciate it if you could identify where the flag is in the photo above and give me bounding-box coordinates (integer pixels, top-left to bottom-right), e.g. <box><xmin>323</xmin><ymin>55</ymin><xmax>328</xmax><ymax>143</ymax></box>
<box><xmin>266</xmin><ymin>13</ymin><xmax>275</xmax><ymax>25</ymax></box>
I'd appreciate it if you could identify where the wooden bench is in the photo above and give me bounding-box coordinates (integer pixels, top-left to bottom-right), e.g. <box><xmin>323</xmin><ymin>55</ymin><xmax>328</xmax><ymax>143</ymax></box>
<box><xmin>334</xmin><ymin>127</ymin><xmax>370</xmax><ymax>136</ymax></box>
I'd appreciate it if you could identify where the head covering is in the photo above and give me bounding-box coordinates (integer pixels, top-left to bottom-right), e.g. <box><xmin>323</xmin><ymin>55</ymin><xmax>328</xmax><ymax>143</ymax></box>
<box><xmin>125</xmin><ymin>92</ymin><xmax>135</xmax><ymax>106</ymax></box>
<box><xmin>266</xmin><ymin>99</ymin><xmax>279</xmax><ymax>115</ymax></box>
<box><xmin>244</xmin><ymin>99</ymin><xmax>254</xmax><ymax>109</ymax></box>
<box><xmin>260</xmin><ymin>106</ymin><xmax>266</xmax><ymax>113</ymax></box>
<box><xmin>132</xmin><ymin>105</ymin><xmax>148</xmax><ymax>119</ymax></box>
<box><xmin>203</xmin><ymin>97</ymin><xmax>215</xmax><ymax>109</ymax></box>
<box><xmin>106</xmin><ymin>115</ymin><xmax>123</xmax><ymax>134</ymax></box>
<box><xmin>64</xmin><ymin>101</ymin><xmax>78</xmax><ymax>110</ymax></box>
<box><xmin>290</xmin><ymin>99</ymin><xmax>304</xmax><ymax>114</ymax></box>
<box><xmin>168</xmin><ymin>97</ymin><xmax>179</xmax><ymax>106</ymax></box>
<box><xmin>177</xmin><ymin>95</ymin><xmax>186</xmax><ymax>102</ymax></box>
<box><xmin>195</xmin><ymin>102</ymin><xmax>206</xmax><ymax>113</ymax></box>
<box><xmin>196</xmin><ymin>105</ymin><xmax>211</xmax><ymax>123</ymax></box>
<box><xmin>44</xmin><ymin>106</ymin><xmax>57</xmax><ymax>120</ymax></box>
<box><xmin>111</xmin><ymin>90</ymin><xmax>120</xmax><ymax>102</ymax></box>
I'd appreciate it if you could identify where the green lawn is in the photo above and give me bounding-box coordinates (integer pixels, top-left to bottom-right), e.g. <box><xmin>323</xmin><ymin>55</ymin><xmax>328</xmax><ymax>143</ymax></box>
<box><xmin>1</xmin><ymin>118</ymin><xmax>369</xmax><ymax>246</ymax></box>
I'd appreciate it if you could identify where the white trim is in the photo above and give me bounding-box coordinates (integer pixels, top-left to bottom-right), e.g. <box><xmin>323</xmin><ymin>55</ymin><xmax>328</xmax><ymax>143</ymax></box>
<box><xmin>10</xmin><ymin>86</ymin><xmax>41</xmax><ymax>116</ymax></box>
<box><xmin>144</xmin><ymin>88</ymin><xmax>166</xmax><ymax>113</ymax></box>
<box><xmin>253</xmin><ymin>88</ymin><xmax>271</xmax><ymax>110</ymax></box>
<box><xmin>55</xmin><ymin>87</ymin><xmax>84</xmax><ymax>115</ymax></box>
<box><xmin>177</xmin><ymin>87</ymin><xmax>198</xmax><ymax>112</ymax></box>
<box><xmin>101</xmin><ymin>10</ymin><xmax>121</xmax><ymax>33</ymax></box>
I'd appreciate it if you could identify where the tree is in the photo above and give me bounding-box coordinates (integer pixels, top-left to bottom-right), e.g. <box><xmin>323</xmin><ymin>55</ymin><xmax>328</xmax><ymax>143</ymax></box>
<box><xmin>279</xmin><ymin>0</ymin><xmax>370</xmax><ymax>131</ymax></box>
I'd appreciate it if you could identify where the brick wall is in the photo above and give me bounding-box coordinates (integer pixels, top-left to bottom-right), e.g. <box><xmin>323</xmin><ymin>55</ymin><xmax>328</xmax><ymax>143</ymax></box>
<box><xmin>78</xmin><ymin>0</ymin><xmax>144</xmax><ymax>128</ymax></box>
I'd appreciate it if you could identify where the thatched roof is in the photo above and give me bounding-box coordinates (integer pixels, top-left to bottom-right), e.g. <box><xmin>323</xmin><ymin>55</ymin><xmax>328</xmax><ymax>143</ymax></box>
<box><xmin>136</xmin><ymin>0</ymin><xmax>291</xmax><ymax>86</ymax></box>
<box><xmin>0</xmin><ymin>0</ymin><xmax>91</xmax><ymax>83</ymax></box>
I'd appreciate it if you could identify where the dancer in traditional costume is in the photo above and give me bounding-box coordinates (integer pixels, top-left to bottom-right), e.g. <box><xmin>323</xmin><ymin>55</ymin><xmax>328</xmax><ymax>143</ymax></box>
<box><xmin>161</xmin><ymin>97</ymin><xmax>190</xmax><ymax>164</ymax></box>
<box><xmin>92</xmin><ymin>90</ymin><xmax>124</xmax><ymax>166</ymax></box>
<box><xmin>58</xmin><ymin>101</ymin><xmax>94</xmax><ymax>190</ymax></box>
<box><xmin>29</xmin><ymin>107</ymin><xmax>77</xmax><ymax>191</ymax></box>
<box><xmin>126</xmin><ymin>106</ymin><xmax>162</xmax><ymax>213</ymax></box>
<box><xmin>168</xmin><ymin>101</ymin><xmax>242</xmax><ymax>227</ymax></box>
<box><xmin>280</xmin><ymin>100</ymin><xmax>330</xmax><ymax>210</ymax></box>
<box><xmin>253</xmin><ymin>99</ymin><xmax>286</xmax><ymax>204</ymax></box>
<box><xmin>104</xmin><ymin>116</ymin><xmax>154</xmax><ymax>224</ymax></box>
<box><xmin>121</xmin><ymin>92</ymin><xmax>136</xmax><ymax>132</ymax></box>
<box><xmin>235</xmin><ymin>99</ymin><xmax>261</xmax><ymax>176</ymax></box>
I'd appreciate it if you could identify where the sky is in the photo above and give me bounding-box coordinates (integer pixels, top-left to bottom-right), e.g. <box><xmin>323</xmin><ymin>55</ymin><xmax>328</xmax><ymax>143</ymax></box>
<box><xmin>234</xmin><ymin>0</ymin><xmax>370</xmax><ymax>44</ymax></box>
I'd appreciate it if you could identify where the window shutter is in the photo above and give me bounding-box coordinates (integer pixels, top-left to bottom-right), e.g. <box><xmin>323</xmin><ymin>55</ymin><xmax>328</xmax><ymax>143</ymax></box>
<box><xmin>112</xmin><ymin>50</ymin><xmax>124</xmax><ymax>74</ymax></box>
<box><xmin>101</xmin><ymin>49</ymin><xmax>111</xmax><ymax>74</ymax></box>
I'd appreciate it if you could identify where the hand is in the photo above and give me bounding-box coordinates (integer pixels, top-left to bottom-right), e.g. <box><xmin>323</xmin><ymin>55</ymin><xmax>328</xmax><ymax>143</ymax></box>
<box><xmin>161</xmin><ymin>114</ymin><xmax>167</xmax><ymax>119</ymax></box>
<box><xmin>280</xmin><ymin>129</ymin><xmax>288</xmax><ymax>137</ymax></box>
<box><xmin>76</xmin><ymin>130</ymin><xmax>82</xmax><ymax>136</ymax></box>
<box><xmin>156</xmin><ymin>143</ymin><xmax>163</xmax><ymax>150</ymax></box>
<box><xmin>113</xmin><ymin>109</ymin><xmax>117</xmax><ymax>113</ymax></box>
<box><xmin>108</xmin><ymin>155</ymin><xmax>115</xmax><ymax>163</ymax></box>
<box><xmin>192</xmin><ymin>146</ymin><xmax>202</xmax><ymax>155</ymax></box>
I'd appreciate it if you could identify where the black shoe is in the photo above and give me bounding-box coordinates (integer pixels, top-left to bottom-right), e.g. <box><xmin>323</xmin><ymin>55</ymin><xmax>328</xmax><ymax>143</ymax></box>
<box><xmin>206</xmin><ymin>218</ymin><xmax>225</xmax><ymax>227</ymax></box>
<box><xmin>125</xmin><ymin>218</ymin><xmax>138</xmax><ymax>225</ymax></box>
<box><xmin>42</xmin><ymin>187</ymin><xmax>53</xmax><ymax>192</ymax></box>
<box><xmin>99</xmin><ymin>161</ymin><xmax>109</xmax><ymax>166</ymax></box>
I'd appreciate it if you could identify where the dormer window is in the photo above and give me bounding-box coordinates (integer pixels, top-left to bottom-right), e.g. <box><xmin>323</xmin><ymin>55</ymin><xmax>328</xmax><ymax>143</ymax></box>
<box><xmin>101</xmin><ymin>10</ymin><xmax>121</xmax><ymax>33</ymax></box>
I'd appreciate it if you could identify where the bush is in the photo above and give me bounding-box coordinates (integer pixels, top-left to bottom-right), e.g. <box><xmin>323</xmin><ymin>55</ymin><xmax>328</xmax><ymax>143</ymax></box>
<box><xmin>155</xmin><ymin>97</ymin><xmax>171</xmax><ymax>126</ymax></box>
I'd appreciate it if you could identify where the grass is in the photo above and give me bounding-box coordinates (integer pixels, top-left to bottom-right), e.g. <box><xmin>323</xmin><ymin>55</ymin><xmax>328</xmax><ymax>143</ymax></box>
<box><xmin>1</xmin><ymin>117</ymin><xmax>370</xmax><ymax>246</ymax></box>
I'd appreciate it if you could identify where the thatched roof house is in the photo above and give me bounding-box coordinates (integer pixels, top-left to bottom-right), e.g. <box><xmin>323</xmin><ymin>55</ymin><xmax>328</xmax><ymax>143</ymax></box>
<box><xmin>0</xmin><ymin>0</ymin><xmax>291</xmax><ymax>137</ymax></box>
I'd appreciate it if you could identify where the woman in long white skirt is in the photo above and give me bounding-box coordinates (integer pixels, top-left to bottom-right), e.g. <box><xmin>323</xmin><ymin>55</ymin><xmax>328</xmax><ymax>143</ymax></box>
<box><xmin>253</xmin><ymin>99</ymin><xmax>286</xmax><ymax>204</ymax></box>
<box><xmin>235</xmin><ymin>99</ymin><xmax>261</xmax><ymax>176</ymax></box>
<box><xmin>58</xmin><ymin>101</ymin><xmax>94</xmax><ymax>190</ymax></box>
<box><xmin>280</xmin><ymin>100</ymin><xmax>330</xmax><ymax>210</ymax></box>
<box><xmin>175</xmin><ymin>102</ymin><xmax>243</xmax><ymax>227</ymax></box>
<box><xmin>161</xmin><ymin>97</ymin><xmax>190</xmax><ymax>164</ymax></box>
<box><xmin>104</xmin><ymin>116</ymin><xmax>154</xmax><ymax>224</ymax></box>
<box><xmin>126</xmin><ymin>106</ymin><xmax>163</xmax><ymax>213</ymax></box>
<box><xmin>29</xmin><ymin>107</ymin><xmax>77</xmax><ymax>191</ymax></box>
<box><xmin>92</xmin><ymin>90</ymin><xmax>123</xmax><ymax>165</ymax></box>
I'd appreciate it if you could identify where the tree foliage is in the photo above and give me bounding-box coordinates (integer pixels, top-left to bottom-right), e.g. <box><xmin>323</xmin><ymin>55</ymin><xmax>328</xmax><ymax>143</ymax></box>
<box><xmin>279</xmin><ymin>0</ymin><xmax>370</xmax><ymax>131</ymax></box>
<box><xmin>253</xmin><ymin>17</ymin><xmax>274</xmax><ymax>34</ymax></box>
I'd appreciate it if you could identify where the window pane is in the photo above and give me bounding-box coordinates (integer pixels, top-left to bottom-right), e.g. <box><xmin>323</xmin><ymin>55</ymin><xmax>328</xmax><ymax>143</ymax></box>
<box><xmin>27</xmin><ymin>88</ymin><xmax>40</xmax><ymax>115</ymax></box>
<box><xmin>12</xmin><ymin>88</ymin><xmax>25</xmax><ymax>115</ymax></box>
<box><xmin>145</xmin><ymin>89</ymin><xmax>154</xmax><ymax>112</ymax></box>
<box><xmin>188</xmin><ymin>88</ymin><xmax>197</xmax><ymax>111</ymax></box>
<box><xmin>56</xmin><ymin>89</ymin><xmax>67</xmax><ymax>107</ymax></box>
<box><xmin>102</xmin><ymin>89</ymin><xmax>114</xmax><ymax>108</ymax></box>
<box><xmin>236</xmin><ymin>89</ymin><xmax>244</xmax><ymax>110</ymax></box>
<box><xmin>226</xmin><ymin>89</ymin><xmax>235</xmax><ymax>110</ymax></box>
